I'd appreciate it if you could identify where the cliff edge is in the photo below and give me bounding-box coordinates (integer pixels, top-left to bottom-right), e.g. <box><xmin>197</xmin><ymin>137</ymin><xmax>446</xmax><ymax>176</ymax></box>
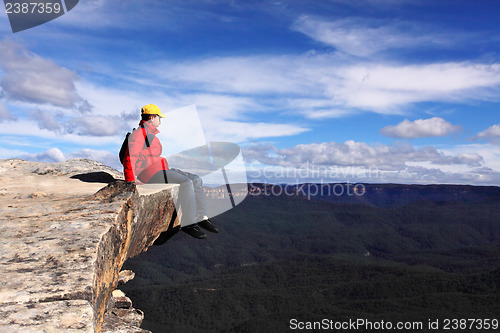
<box><xmin>0</xmin><ymin>159</ymin><xmax>180</xmax><ymax>332</ymax></box>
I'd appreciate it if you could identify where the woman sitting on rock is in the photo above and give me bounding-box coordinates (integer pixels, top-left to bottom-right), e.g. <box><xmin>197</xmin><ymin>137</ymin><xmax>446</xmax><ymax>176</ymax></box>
<box><xmin>122</xmin><ymin>104</ymin><xmax>218</xmax><ymax>239</ymax></box>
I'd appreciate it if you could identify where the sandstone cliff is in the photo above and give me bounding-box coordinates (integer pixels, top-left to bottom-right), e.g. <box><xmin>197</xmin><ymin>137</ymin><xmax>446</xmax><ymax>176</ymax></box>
<box><xmin>0</xmin><ymin>159</ymin><xmax>180</xmax><ymax>332</ymax></box>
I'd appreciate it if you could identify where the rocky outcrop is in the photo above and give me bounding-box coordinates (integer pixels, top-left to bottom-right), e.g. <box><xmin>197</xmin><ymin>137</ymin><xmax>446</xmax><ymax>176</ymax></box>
<box><xmin>101</xmin><ymin>288</ymin><xmax>149</xmax><ymax>333</ymax></box>
<box><xmin>0</xmin><ymin>159</ymin><xmax>180</xmax><ymax>332</ymax></box>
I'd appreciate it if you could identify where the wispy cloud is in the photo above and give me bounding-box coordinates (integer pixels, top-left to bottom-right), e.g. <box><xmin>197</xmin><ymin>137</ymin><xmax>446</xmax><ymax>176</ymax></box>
<box><xmin>142</xmin><ymin>54</ymin><xmax>500</xmax><ymax>115</ymax></box>
<box><xmin>291</xmin><ymin>15</ymin><xmax>459</xmax><ymax>57</ymax></box>
<box><xmin>145</xmin><ymin>55</ymin><xmax>314</xmax><ymax>96</ymax></box>
<box><xmin>54</xmin><ymin>0</ymin><xmax>237</xmax><ymax>31</ymax></box>
<box><xmin>203</xmin><ymin>120</ymin><xmax>309</xmax><ymax>143</ymax></box>
<box><xmin>335</xmin><ymin>62</ymin><xmax>500</xmax><ymax>111</ymax></box>
<box><xmin>380</xmin><ymin>117</ymin><xmax>461</xmax><ymax>139</ymax></box>
<box><xmin>54</xmin><ymin>0</ymin><xmax>146</xmax><ymax>29</ymax></box>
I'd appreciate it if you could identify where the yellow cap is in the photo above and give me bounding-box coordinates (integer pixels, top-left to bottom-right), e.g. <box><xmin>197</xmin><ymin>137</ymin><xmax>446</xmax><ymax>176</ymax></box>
<box><xmin>141</xmin><ymin>104</ymin><xmax>166</xmax><ymax>118</ymax></box>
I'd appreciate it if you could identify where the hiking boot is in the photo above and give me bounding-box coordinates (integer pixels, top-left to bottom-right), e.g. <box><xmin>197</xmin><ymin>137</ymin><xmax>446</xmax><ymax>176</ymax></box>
<box><xmin>181</xmin><ymin>224</ymin><xmax>206</xmax><ymax>239</ymax></box>
<box><xmin>198</xmin><ymin>219</ymin><xmax>219</xmax><ymax>233</ymax></box>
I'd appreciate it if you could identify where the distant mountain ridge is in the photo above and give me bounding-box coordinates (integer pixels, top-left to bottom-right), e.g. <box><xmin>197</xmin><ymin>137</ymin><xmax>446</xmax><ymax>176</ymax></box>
<box><xmin>239</xmin><ymin>182</ymin><xmax>500</xmax><ymax>207</ymax></box>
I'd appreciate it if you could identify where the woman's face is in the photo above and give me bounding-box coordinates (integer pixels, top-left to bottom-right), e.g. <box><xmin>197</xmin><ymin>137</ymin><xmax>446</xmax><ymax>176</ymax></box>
<box><xmin>150</xmin><ymin>115</ymin><xmax>161</xmax><ymax>128</ymax></box>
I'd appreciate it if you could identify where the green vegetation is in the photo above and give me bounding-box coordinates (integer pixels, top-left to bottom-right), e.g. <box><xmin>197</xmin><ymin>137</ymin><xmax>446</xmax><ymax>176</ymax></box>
<box><xmin>122</xmin><ymin>184</ymin><xmax>500</xmax><ymax>332</ymax></box>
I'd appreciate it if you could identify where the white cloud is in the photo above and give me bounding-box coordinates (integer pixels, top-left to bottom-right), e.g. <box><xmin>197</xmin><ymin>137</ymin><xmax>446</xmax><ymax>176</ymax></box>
<box><xmin>203</xmin><ymin>120</ymin><xmax>310</xmax><ymax>143</ymax></box>
<box><xmin>18</xmin><ymin>147</ymin><xmax>66</xmax><ymax>163</ymax></box>
<box><xmin>335</xmin><ymin>63</ymin><xmax>500</xmax><ymax>111</ymax></box>
<box><xmin>55</xmin><ymin>0</ymin><xmax>166</xmax><ymax>29</ymax></box>
<box><xmin>17</xmin><ymin>147</ymin><xmax>121</xmax><ymax>170</ymax></box>
<box><xmin>74</xmin><ymin>82</ymin><xmax>308</xmax><ymax>141</ymax></box>
<box><xmin>443</xmin><ymin>143</ymin><xmax>500</xmax><ymax>172</ymax></box>
<box><xmin>141</xmin><ymin>54</ymin><xmax>500</xmax><ymax>116</ymax></box>
<box><xmin>145</xmin><ymin>55</ymin><xmax>314</xmax><ymax>96</ymax></box>
<box><xmin>380</xmin><ymin>117</ymin><xmax>461</xmax><ymax>138</ymax></box>
<box><xmin>17</xmin><ymin>105</ymin><xmax>127</xmax><ymax>137</ymax></box>
<box><xmin>0</xmin><ymin>119</ymin><xmax>123</xmax><ymax>146</ymax></box>
<box><xmin>243</xmin><ymin>141</ymin><xmax>500</xmax><ymax>185</ymax></box>
<box><xmin>2</xmin><ymin>75</ymin><xmax>309</xmax><ymax>143</ymax></box>
<box><xmin>378</xmin><ymin>165</ymin><xmax>500</xmax><ymax>185</ymax></box>
<box><xmin>475</xmin><ymin>123</ymin><xmax>500</xmax><ymax>141</ymax></box>
<box><xmin>302</xmin><ymin>109</ymin><xmax>354</xmax><ymax>119</ymax></box>
<box><xmin>29</xmin><ymin>109</ymin><xmax>62</xmax><ymax>132</ymax></box>
<box><xmin>64</xmin><ymin>115</ymin><xmax>129</xmax><ymax>137</ymax></box>
<box><xmin>74</xmin><ymin>81</ymin><xmax>152</xmax><ymax>119</ymax></box>
<box><xmin>0</xmin><ymin>39</ymin><xmax>89</xmax><ymax>109</ymax></box>
<box><xmin>291</xmin><ymin>15</ymin><xmax>456</xmax><ymax>57</ymax></box>
<box><xmin>243</xmin><ymin>140</ymin><xmax>483</xmax><ymax>171</ymax></box>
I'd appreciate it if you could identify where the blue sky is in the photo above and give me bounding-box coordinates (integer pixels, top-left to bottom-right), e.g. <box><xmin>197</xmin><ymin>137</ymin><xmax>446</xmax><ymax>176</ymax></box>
<box><xmin>1</xmin><ymin>0</ymin><xmax>500</xmax><ymax>185</ymax></box>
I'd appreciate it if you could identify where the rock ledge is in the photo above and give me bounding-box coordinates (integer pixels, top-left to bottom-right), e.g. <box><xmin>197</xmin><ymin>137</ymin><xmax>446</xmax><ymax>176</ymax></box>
<box><xmin>0</xmin><ymin>159</ymin><xmax>179</xmax><ymax>332</ymax></box>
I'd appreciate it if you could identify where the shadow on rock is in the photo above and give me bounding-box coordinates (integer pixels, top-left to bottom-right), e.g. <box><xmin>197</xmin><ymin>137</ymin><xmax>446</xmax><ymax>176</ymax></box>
<box><xmin>70</xmin><ymin>172</ymin><xmax>116</xmax><ymax>183</ymax></box>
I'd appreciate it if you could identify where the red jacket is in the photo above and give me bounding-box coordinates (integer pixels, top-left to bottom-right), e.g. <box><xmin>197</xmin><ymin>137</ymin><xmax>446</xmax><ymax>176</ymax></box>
<box><xmin>123</xmin><ymin>121</ymin><xmax>169</xmax><ymax>183</ymax></box>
